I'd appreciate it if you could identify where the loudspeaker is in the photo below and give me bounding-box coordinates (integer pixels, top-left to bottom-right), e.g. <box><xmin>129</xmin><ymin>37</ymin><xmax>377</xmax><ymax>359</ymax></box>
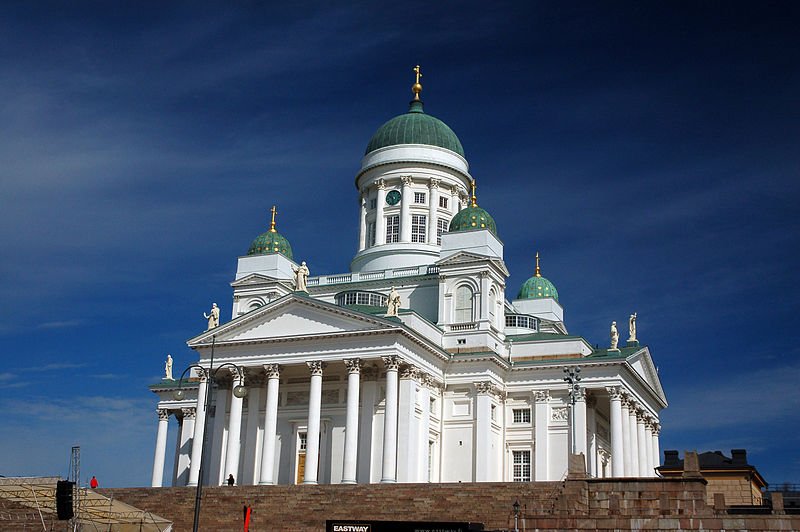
<box><xmin>56</xmin><ymin>480</ymin><xmax>74</xmax><ymax>520</ymax></box>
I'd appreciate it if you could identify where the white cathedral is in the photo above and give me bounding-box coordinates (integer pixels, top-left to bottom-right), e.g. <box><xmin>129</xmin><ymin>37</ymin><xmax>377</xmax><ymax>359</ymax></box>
<box><xmin>150</xmin><ymin>71</ymin><xmax>667</xmax><ymax>489</ymax></box>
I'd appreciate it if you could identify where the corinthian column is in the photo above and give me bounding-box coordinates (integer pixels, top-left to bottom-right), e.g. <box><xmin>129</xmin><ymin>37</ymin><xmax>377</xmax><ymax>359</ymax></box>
<box><xmin>607</xmin><ymin>387</ymin><xmax>624</xmax><ymax>477</ymax></box>
<box><xmin>620</xmin><ymin>394</ymin><xmax>632</xmax><ymax>476</ymax></box>
<box><xmin>304</xmin><ymin>361</ymin><xmax>326</xmax><ymax>484</ymax></box>
<box><xmin>358</xmin><ymin>190</ymin><xmax>368</xmax><ymax>251</ymax></box>
<box><xmin>533</xmin><ymin>389</ymin><xmax>550</xmax><ymax>480</ymax></box>
<box><xmin>187</xmin><ymin>369</ymin><xmax>208</xmax><ymax>487</ymax></box>
<box><xmin>427</xmin><ymin>179</ymin><xmax>439</xmax><ymax>244</ymax></box>
<box><xmin>259</xmin><ymin>364</ymin><xmax>281</xmax><ymax>485</ymax></box>
<box><xmin>151</xmin><ymin>409</ymin><xmax>170</xmax><ymax>487</ymax></box>
<box><xmin>224</xmin><ymin>368</ymin><xmax>245</xmax><ymax>482</ymax></box>
<box><xmin>637</xmin><ymin>410</ymin><xmax>648</xmax><ymax>477</ymax></box>
<box><xmin>400</xmin><ymin>176</ymin><xmax>413</xmax><ymax>242</ymax></box>
<box><xmin>381</xmin><ymin>355</ymin><xmax>400</xmax><ymax>483</ymax></box>
<box><xmin>375</xmin><ymin>179</ymin><xmax>386</xmax><ymax>245</ymax></box>
<box><xmin>342</xmin><ymin>358</ymin><xmax>363</xmax><ymax>484</ymax></box>
<box><xmin>177</xmin><ymin>407</ymin><xmax>196</xmax><ymax>486</ymax></box>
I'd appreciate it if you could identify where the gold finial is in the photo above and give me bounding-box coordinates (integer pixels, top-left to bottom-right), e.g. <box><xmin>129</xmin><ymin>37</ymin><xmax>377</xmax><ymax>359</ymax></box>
<box><xmin>470</xmin><ymin>179</ymin><xmax>478</xmax><ymax>207</ymax></box>
<box><xmin>412</xmin><ymin>65</ymin><xmax>423</xmax><ymax>101</ymax></box>
<box><xmin>535</xmin><ymin>251</ymin><xmax>541</xmax><ymax>277</ymax></box>
<box><xmin>269</xmin><ymin>205</ymin><xmax>277</xmax><ymax>233</ymax></box>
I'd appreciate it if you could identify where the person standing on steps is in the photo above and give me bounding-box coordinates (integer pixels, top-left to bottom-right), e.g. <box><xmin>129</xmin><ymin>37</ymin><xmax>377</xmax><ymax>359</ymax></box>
<box><xmin>227</xmin><ymin>474</ymin><xmax>235</xmax><ymax>486</ymax></box>
<box><xmin>90</xmin><ymin>476</ymin><xmax>98</xmax><ymax>489</ymax></box>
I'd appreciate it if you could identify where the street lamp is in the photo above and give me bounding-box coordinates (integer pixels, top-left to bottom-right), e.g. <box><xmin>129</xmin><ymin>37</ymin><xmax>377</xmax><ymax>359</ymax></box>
<box><xmin>563</xmin><ymin>366</ymin><xmax>582</xmax><ymax>454</ymax></box>
<box><xmin>172</xmin><ymin>337</ymin><xmax>248</xmax><ymax>532</ymax></box>
<box><xmin>513</xmin><ymin>499</ymin><xmax>520</xmax><ymax>532</ymax></box>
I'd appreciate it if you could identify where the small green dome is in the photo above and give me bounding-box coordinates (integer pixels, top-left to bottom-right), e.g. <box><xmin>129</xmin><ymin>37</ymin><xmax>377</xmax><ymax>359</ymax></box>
<box><xmin>448</xmin><ymin>205</ymin><xmax>498</xmax><ymax>236</ymax></box>
<box><xmin>247</xmin><ymin>230</ymin><xmax>293</xmax><ymax>259</ymax></box>
<box><xmin>517</xmin><ymin>254</ymin><xmax>558</xmax><ymax>301</ymax></box>
<box><xmin>365</xmin><ymin>100</ymin><xmax>465</xmax><ymax>157</ymax></box>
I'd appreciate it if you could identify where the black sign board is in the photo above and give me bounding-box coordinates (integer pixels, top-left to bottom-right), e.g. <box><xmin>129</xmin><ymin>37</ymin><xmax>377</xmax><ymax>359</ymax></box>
<box><xmin>326</xmin><ymin>521</ymin><xmax>484</xmax><ymax>532</ymax></box>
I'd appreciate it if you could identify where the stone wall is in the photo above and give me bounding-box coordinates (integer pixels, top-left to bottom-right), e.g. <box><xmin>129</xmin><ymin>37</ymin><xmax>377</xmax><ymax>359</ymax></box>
<box><xmin>102</xmin><ymin>478</ymin><xmax>800</xmax><ymax>532</ymax></box>
<box><xmin>706</xmin><ymin>476</ymin><xmax>763</xmax><ymax>506</ymax></box>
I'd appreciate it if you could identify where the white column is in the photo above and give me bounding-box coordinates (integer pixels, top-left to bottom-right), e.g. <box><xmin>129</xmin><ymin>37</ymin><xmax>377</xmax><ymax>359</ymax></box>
<box><xmin>636</xmin><ymin>409</ymin><xmax>648</xmax><ymax>477</ymax></box>
<box><xmin>187</xmin><ymin>369</ymin><xmax>208</xmax><ymax>487</ymax></box>
<box><xmin>151</xmin><ymin>409</ymin><xmax>170</xmax><ymax>487</ymax></box>
<box><xmin>418</xmin><ymin>376</ymin><xmax>432</xmax><ymax>481</ymax></box>
<box><xmin>177</xmin><ymin>407</ymin><xmax>196</xmax><ymax>486</ymax></box>
<box><xmin>358</xmin><ymin>190</ymin><xmax>368</xmax><ymax>251</ymax></box>
<box><xmin>533</xmin><ymin>390</ymin><xmax>550</xmax><ymax>480</ymax></box>
<box><xmin>620</xmin><ymin>395</ymin><xmax>632</xmax><ymax>476</ymax></box>
<box><xmin>357</xmin><ymin>366</ymin><xmax>379</xmax><ymax>483</ymax></box>
<box><xmin>243</xmin><ymin>377</ymin><xmax>262</xmax><ymax>485</ymax></box>
<box><xmin>381</xmin><ymin>355</ymin><xmax>400</xmax><ymax>483</ymax></box>
<box><xmin>209</xmin><ymin>385</ymin><xmax>229</xmax><ymax>485</ymax></box>
<box><xmin>259</xmin><ymin>364</ymin><xmax>281</xmax><ymax>485</ymax></box>
<box><xmin>171</xmin><ymin>416</ymin><xmax>181</xmax><ymax>486</ymax></box>
<box><xmin>224</xmin><ymin>368</ymin><xmax>245</xmax><ymax>483</ymax></box>
<box><xmin>375</xmin><ymin>179</ymin><xmax>386</xmax><ymax>245</ymax></box>
<box><xmin>475</xmin><ymin>382</ymin><xmax>494</xmax><ymax>481</ymax></box>
<box><xmin>479</xmin><ymin>272</ymin><xmax>491</xmax><ymax>321</ymax></box>
<box><xmin>628</xmin><ymin>400</ymin><xmax>640</xmax><ymax>476</ymax></box>
<box><xmin>586</xmin><ymin>397</ymin><xmax>597</xmax><ymax>477</ymax></box>
<box><xmin>397</xmin><ymin>365</ymin><xmax>419</xmax><ymax>482</ymax></box>
<box><xmin>651</xmin><ymin>423</ymin><xmax>661</xmax><ymax>473</ymax></box>
<box><xmin>573</xmin><ymin>389</ymin><xmax>587</xmax><ymax>461</ymax></box>
<box><xmin>427</xmin><ymin>180</ymin><xmax>439</xmax><ymax>244</ymax></box>
<box><xmin>342</xmin><ymin>358</ymin><xmax>362</xmax><ymax>484</ymax></box>
<box><xmin>304</xmin><ymin>361</ymin><xmax>325</xmax><ymax>484</ymax></box>
<box><xmin>608</xmin><ymin>387</ymin><xmax>624</xmax><ymax>477</ymax></box>
<box><xmin>644</xmin><ymin>419</ymin><xmax>655</xmax><ymax>477</ymax></box>
<box><xmin>399</xmin><ymin>176</ymin><xmax>412</xmax><ymax>242</ymax></box>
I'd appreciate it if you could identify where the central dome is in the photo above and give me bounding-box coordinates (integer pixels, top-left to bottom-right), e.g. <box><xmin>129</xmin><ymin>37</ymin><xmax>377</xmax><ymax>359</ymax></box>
<box><xmin>365</xmin><ymin>100</ymin><xmax>465</xmax><ymax>157</ymax></box>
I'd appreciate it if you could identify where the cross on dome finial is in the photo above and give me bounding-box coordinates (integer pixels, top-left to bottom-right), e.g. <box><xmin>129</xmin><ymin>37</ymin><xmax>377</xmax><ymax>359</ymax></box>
<box><xmin>269</xmin><ymin>205</ymin><xmax>278</xmax><ymax>233</ymax></box>
<box><xmin>471</xmin><ymin>179</ymin><xmax>478</xmax><ymax>207</ymax></box>
<box><xmin>412</xmin><ymin>65</ymin><xmax>423</xmax><ymax>101</ymax></box>
<box><xmin>535</xmin><ymin>251</ymin><xmax>541</xmax><ymax>277</ymax></box>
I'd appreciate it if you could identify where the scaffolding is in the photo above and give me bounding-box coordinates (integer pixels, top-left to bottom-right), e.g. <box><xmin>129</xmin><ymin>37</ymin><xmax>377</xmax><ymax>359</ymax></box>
<box><xmin>0</xmin><ymin>477</ymin><xmax>172</xmax><ymax>531</ymax></box>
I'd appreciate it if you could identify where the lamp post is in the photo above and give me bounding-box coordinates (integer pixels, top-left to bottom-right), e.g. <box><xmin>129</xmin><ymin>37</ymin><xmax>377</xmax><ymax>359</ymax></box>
<box><xmin>563</xmin><ymin>366</ymin><xmax>582</xmax><ymax>455</ymax></box>
<box><xmin>513</xmin><ymin>499</ymin><xmax>520</xmax><ymax>532</ymax></box>
<box><xmin>172</xmin><ymin>337</ymin><xmax>248</xmax><ymax>532</ymax></box>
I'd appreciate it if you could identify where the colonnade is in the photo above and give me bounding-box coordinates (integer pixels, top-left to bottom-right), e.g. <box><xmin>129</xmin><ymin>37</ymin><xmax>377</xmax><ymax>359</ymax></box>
<box><xmin>151</xmin><ymin>355</ymin><xmax>437</xmax><ymax>487</ymax></box>
<box><xmin>608</xmin><ymin>386</ymin><xmax>660</xmax><ymax>477</ymax></box>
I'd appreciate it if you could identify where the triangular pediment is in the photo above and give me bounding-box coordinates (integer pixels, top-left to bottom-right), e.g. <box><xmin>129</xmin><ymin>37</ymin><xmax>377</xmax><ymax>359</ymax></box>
<box><xmin>627</xmin><ymin>348</ymin><xmax>667</xmax><ymax>406</ymax></box>
<box><xmin>188</xmin><ymin>294</ymin><xmax>396</xmax><ymax>346</ymax></box>
<box><xmin>230</xmin><ymin>273</ymin><xmax>287</xmax><ymax>287</ymax></box>
<box><xmin>436</xmin><ymin>251</ymin><xmax>509</xmax><ymax>275</ymax></box>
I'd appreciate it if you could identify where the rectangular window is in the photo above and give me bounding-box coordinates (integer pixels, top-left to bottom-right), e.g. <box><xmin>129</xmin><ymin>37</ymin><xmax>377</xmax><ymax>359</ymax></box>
<box><xmin>513</xmin><ymin>408</ymin><xmax>531</xmax><ymax>424</ymax></box>
<box><xmin>414</xmin><ymin>192</ymin><xmax>426</xmax><ymax>204</ymax></box>
<box><xmin>491</xmin><ymin>404</ymin><xmax>497</xmax><ymax>421</ymax></box>
<box><xmin>428</xmin><ymin>440</ymin><xmax>434</xmax><ymax>482</ymax></box>
<box><xmin>386</xmin><ymin>215</ymin><xmax>400</xmax><ymax>243</ymax></box>
<box><xmin>411</xmin><ymin>214</ymin><xmax>427</xmax><ymax>243</ymax></box>
<box><xmin>367</xmin><ymin>222</ymin><xmax>376</xmax><ymax>247</ymax></box>
<box><xmin>370</xmin><ymin>198</ymin><xmax>377</xmax><ymax>210</ymax></box>
<box><xmin>437</xmin><ymin>218</ymin><xmax>449</xmax><ymax>245</ymax></box>
<box><xmin>439</xmin><ymin>196</ymin><xmax>448</xmax><ymax>209</ymax></box>
<box><xmin>513</xmin><ymin>450</ymin><xmax>531</xmax><ymax>482</ymax></box>
<box><xmin>299</xmin><ymin>432</ymin><xmax>307</xmax><ymax>451</ymax></box>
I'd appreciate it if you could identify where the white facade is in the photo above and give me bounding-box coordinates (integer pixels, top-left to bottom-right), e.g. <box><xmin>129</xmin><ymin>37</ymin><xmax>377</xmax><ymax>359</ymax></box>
<box><xmin>150</xmin><ymin>93</ymin><xmax>667</xmax><ymax>487</ymax></box>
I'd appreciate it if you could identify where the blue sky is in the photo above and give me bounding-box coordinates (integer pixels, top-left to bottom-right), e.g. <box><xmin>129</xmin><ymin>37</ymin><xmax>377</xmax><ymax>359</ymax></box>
<box><xmin>1</xmin><ymin>2</ymin><xmax>798</xmax><ymax>487</ymax></box>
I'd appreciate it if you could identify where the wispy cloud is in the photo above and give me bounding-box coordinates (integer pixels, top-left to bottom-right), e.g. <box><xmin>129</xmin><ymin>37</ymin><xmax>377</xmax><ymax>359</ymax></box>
<box><xmin>36</xmin><ymin>320</ymin><xmax>84</xmax><ymax>330</ymax></box>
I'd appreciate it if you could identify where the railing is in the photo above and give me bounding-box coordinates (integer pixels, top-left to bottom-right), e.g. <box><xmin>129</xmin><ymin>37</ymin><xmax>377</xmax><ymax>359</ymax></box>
<box><xmin>449</xmin><ymin>322</ymin><xmax>477</xmax><ymax>331</ymax></box>
<box><xmin>306</xmin><ymin>264</ymin><xmax>437</xmax><ymax>288</ymax></box>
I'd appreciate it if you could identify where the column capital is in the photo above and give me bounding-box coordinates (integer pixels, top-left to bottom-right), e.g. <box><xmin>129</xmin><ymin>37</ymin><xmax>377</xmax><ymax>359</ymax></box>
<box><xmin>574</xmin><ymin>387</ymin><xmax>587</xmax><ymax>402</ymax></box>
<box><xmin>229</xmin><ymin>366</ymin><xmax>245</xmax><ymax>383</ymax></box>
<box><xmin>263</xmin><ymin>363</ymin><xmax>282</xmax><ymax>379</ymax></box>
<box><xmin>533</xmin><ymin>389</ymin><xmax>551</xmax><ymax>403</ymax></box>
<box><xmin>376</xmin><ymin>178</ymin><xmax>386</xmax><ymax>190</ymax></box>
<box><xmin>428</xmin><ymin>178</ymin><xmax>440</xmax><ymax>190</ymax></box>
<box><xmin>475</xmin><ymin>381</ymin><xmax>494</xmax><ymax>395</ymax></box>
<box><xmin>651</xmin><ymin>422</ymin><xmax>661</xmax><ymax>436</ymax></box>
<box><xmin>382</xmin><ymin>355</ymin><xmax>401</xmax><ymax>371</ymax></box>
<box><xmin>307</xmin><ymin>360</ymin><xmax>326</xmax><ymax>376</ymax></box>
<box><xmin>157</xmin><ymin>408</ymin><xmax>170</xmax><ymax>421</ymax></box>
<box><xmin>194</xmin><ymin>367</ymin><xmax>209</xmax><ymax>381</ymax></box>
<box><xmin>400</xmin><ymin>175</ymin><xmax>413</xmax><ymax>186</ymax></box>
<box><xmin>182</xmin><ymin>407</ymin><xmax>197</xmax><ymax>420</ymax></box>
<box><xmin>399</xmin><ymin>364</ymin><xmax>418</xmax><ymax>380</ymax></box>
<box><xmin>344</xmin><ymin>358</ymin><xmax>363</xmax><ymax>374</ymax></box>
<box><xmin>606</xmin><ymin>386</ymin><xmax>623</xmax><ymax>400</ymax></box>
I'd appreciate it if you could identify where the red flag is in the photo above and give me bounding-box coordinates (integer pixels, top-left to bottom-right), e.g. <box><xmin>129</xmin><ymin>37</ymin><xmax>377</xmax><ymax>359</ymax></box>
<box><xmin>243</xmin><ymin>505</ymin><xmax>251</xmax><ymax>532</ymax></box>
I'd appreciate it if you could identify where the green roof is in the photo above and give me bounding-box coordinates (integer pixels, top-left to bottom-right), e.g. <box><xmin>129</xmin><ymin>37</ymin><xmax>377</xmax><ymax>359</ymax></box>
<box><xmin>365</xmin><ymin>100</ymin><xmax>465</xmax><ymax>157</ymax></box>
<box><xmin>448</xmin><ymin>205</ymin><xmax>498</xmax><ymax>236</ymax></box>
<box><xmin>517</xmin><ymin>274</ymin><xmax>559</xmax><ymax>301</ymax></box>
<box><xmin>247</xmin><ymin>229</ymin><xmax>293</xmax><ymax>259</ymax></box>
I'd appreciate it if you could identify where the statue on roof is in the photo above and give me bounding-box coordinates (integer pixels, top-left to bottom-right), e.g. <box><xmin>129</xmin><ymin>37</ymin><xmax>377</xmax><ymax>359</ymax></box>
<box><xmin>628</xmin><ymin>312</ymin><xmax>637</xmax><ymax>343</ymax></box>
<box><xmin>164</xmin><ymin>354</ymin><xmax>174</xmax><ymax>380</ymax></box>
<box><xmin>293</xmin><ymin>261</ymin><xmax>309</xmax><ymax>292</ymax></box>
<box><xmin>386</xmin><ymin>286</ymin><xmax>401</xmax><ymax>317</ymax></box>
<box><xmin>610</xmin><ymin>321</ymin><xmax>619</xmax><ymax>350</ymax></box>
<box><xmin>204</xmin><ymin>303</ymin><xmax>220</xmax><ymax>330</ymax></box>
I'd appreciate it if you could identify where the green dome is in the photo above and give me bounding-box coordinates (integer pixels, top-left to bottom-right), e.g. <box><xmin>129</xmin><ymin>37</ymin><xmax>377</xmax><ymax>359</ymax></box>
<box><xmin>365</xmin><ymin>100</ymin><xmax>465</xmax><ymax>157</ymax></box>
<box><xmin>517</xmin><ymin>256</ymin><xmax>558</xmax><ymax>301</ymax></box>
<box><xmin>247</xmin><ymin>229</ymin><xmax>293</xmax><ymax>259</ymax></box>
<box><xmin>448</xmin><ymin>204</ymin><xmax>498</xmax><ymax>236</ymax></box>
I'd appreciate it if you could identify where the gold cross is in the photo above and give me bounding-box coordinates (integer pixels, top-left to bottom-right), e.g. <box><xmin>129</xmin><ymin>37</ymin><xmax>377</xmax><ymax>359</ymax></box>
<box><xmin>414</xmin><ymin>65</ymin><xmax>422</xmax><ymax>85</ymax></box>
<box><xmin>269</xmin><ymin>205</ymin><xmax>277</xmax><ymax>232</ymax></box>
<box><xmin>535</xmin><ymin>251</ymin><xmax>541</xmax><ymax>277</ymax></box>
<box><xmin>471</xmin><ymin>179</ymin><xmax>478</xmax><ymax>206</ymax></box>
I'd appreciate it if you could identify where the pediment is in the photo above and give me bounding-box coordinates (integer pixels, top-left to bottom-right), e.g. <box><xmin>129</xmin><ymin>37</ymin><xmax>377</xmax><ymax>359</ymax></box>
<box><xmin>627</xmin><ymin>348</ymin><xmax>667</xmax><ymax>406</ymax></box>
<box><xmin>188</xmin><ymin>295</ymin><xmax>395</xmax><ymax>346</ymax></box>
<box><xmin>230</xmin><ymin>273</ymin><xmax>284</xmax><ymax>287</ymax></box>
<box><xmin>436</xmin><ymin>251</ymin><xmax>509</xmax><ymax>275</ymax></box>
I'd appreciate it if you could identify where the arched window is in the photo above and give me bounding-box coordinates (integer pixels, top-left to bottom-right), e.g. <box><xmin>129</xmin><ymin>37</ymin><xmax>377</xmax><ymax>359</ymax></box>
<box><xmin>455</xmin><ymin>285</ymin><xmax>474</xmax><ymax>323</ymax></box>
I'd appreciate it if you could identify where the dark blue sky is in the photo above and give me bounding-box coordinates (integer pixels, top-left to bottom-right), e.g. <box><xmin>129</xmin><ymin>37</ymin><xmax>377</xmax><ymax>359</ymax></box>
<box><xmin>1</xmin><ymin>2</ymin><xmax>798</xmax><ymax>487</ymax></box>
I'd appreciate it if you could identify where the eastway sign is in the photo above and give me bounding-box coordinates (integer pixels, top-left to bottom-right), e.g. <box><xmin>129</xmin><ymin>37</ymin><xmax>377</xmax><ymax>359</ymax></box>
<box><xmin>326</xmin><ymin>521</ymin><xmax>484</xmax><ymax>532</ymax></box>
